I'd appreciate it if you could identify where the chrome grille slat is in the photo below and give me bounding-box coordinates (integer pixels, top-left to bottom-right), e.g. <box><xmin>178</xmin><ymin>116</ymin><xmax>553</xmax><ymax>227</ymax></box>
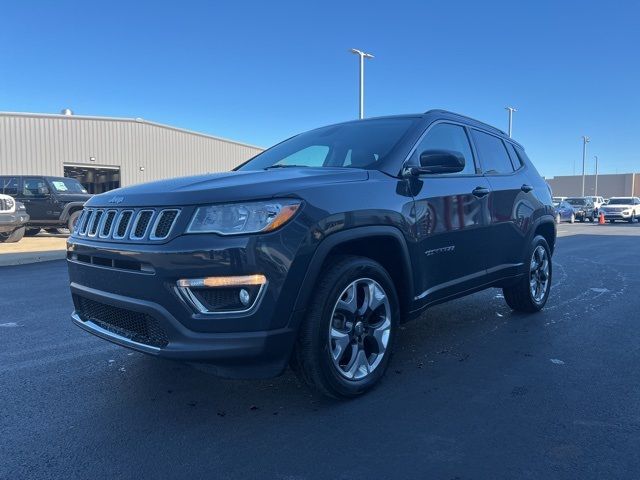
<box><xmin>130</xmin><ymin>210</ymin><xmax>154</xmax><ymax>240</ymax></box>
<box><xmin>150</xmin><ymin>209</ymin><xmax>180</xmax><ymax>240</ymax></box>
<box><xmin>73</xmin><ymin>207</ymin><xmax>180</xmax><ymax>242</ymax></box>
<box><xmin>114</xmin><ymin>210</ymin><xmax>134</xmax><ymax>239</ymax></box>
<box><xmin>100</xmin><ymin>210</ymin><xmax>117</xmax><ymax>238</ymax></box>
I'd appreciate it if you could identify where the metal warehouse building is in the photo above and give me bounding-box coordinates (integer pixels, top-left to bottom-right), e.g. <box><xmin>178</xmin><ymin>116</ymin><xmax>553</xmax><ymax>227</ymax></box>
<box><xmin>0</xmin><ymin>111</ymin><xmax>263</xmax><ymax>193</ymax></box>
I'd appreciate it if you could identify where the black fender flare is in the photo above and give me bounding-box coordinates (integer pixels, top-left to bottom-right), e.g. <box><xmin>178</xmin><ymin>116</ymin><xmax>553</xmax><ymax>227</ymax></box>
<box><xmin>60</xmin><ymin>202</ymin><xmax>86</xmax><ymax>222</ymax></box>
<box><xmin>291</xmin><ymin>225</ymin><xmax>414</xmax><ymax>319</ymax></box>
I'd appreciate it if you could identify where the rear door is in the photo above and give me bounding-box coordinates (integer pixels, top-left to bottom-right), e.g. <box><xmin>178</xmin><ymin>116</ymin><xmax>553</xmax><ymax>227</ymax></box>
<box><xmin>408</xmin><ymin>122</ymin><xmax>492</xmax><ymax>305</ymax></box>
<box><xmin>470</xmin><ymin>130</ymin><xmax>535</xmax><ymax>279</ymax></box>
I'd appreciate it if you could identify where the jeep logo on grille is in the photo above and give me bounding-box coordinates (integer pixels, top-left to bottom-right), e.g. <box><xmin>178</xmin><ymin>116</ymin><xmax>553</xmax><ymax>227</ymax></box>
<box><xmin>108</xmin><ymin>195</ymin><xmax>125</xmax><ymax>204</ymax></box>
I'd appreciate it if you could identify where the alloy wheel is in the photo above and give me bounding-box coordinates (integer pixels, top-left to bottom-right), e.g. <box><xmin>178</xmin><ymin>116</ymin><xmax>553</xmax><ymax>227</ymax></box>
<box><xmin>328</xmin><ymin>278</ymin><xmax>391</xmax><ymax>381</ymax></box>
<box><xmin>530</xmin><ymin>245</ymin><xmax>550</xmax><ymax>303</ymax></box>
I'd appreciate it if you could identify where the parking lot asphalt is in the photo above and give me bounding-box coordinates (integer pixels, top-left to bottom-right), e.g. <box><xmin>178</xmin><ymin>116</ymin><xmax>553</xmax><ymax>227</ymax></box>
<box><xmin>1</xmin><ymin>223</ymin><xmax>639</xmax><ymax>480</ymax></box>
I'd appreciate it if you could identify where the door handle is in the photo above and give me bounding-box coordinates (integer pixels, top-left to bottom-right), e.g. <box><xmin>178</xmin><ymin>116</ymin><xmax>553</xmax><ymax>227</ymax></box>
<box><xmin>521</xmin><ymin>184</ymin><xmax>534</xmax><ymax>193</ymax></box>
<box><xmin>472</xmin><ymin>186</ymin><xmax>490</xmax><ymax>198</ymax></box>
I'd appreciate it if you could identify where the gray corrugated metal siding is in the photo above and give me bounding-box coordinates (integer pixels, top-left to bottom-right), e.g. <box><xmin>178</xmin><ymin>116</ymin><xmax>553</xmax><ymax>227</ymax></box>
<box><xmin>0</xmin><ymin>112</ymin><xmax>263</xmax><ymax>186</ymax></box>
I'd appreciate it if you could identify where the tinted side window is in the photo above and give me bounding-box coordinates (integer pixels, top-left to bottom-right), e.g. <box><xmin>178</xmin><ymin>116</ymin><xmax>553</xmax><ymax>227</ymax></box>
<box><xmin>411</xmin><ymin>123</ymin><xmax>476</xmax><ymax>175</ymax></box>
<box><xmin>1</xmin><ymin>176</ymin><xmax>19</xmax><ymax>195</ymax></box>
<box><xmin>471</xmin><ymin>130</ymin><xmax>514</xmax><ymax>174</ymax></box>
<box><xmin>23</xmin><ymin>177</ymin><xmax>48</xmax><ymax>196</ymax></box>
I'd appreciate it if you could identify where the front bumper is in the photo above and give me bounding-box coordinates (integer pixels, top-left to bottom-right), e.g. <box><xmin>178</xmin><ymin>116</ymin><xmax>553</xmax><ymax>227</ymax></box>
<box><xmin>601</xmin><ymin>211</ymin><xmax>632</xmax><ymax>219</ymax></box>
<box><xmin>0</xmin><ymin>211</ymin><xmax>29</xmax><ymax>233</ymax></box>
<box><xmin>67</xmin><ymin>226</ymin><xmax>310</xmax><ymax>377</ymax></box>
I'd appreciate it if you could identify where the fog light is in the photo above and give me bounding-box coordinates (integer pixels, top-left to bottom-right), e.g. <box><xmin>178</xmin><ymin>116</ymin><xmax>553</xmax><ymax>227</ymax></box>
<box><xmin>239</xmin><ymin>289</ymin><xmax>250</xmax><ymax>306</ymax></box>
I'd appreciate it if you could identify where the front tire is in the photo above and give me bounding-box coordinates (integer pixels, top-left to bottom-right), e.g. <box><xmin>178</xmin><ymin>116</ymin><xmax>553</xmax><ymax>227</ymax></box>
<box><xmin>503</xmin><ymin>235</ymin><xmax>552</xmax><ymax>313</ymax></box>
<box><xmin>67</xmin><ymin>210</ymin><xmax>82</xmax><ymax>232</ymax></box>
<box><xmin>0</xmin><ymin>227</ymin><xmax>25</xmax><ymax>243</ymax></box>
<box><xmin>628</xmin><ymin>213</ymin><xmax>636</xmax><ymax>224</ymax></box>
<box><xmin>292</xmin><ymin>256</ymin><xmax>399</xmax><ymax>398</ymax></box>
<box><xmin>570</xmin><ymin>213</ymin><xmax>575</xmax><ymax>223</ymax></box>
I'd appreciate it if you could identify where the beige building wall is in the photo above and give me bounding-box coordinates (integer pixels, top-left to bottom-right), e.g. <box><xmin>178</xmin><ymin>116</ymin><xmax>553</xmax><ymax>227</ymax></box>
<box><xmin>0</xmin><ymin>112</ymin><xmax>263</xmax><ymax>187</ymax></box>
<box><xmin>547</xmin><ymin>173</ymin><xmax>638</xmax><ymax>198</ymax></box>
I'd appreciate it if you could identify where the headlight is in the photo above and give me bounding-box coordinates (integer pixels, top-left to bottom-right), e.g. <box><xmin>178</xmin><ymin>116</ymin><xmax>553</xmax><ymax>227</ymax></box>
<box><xmin>186</xmin><ymin>199</ymin><xmax>301</xmax><ymax>235</ymax></box>
<box><xmin>5</xmin><ymin>198</ymin><xmax>14</xmax><ymax>209</ymax></box>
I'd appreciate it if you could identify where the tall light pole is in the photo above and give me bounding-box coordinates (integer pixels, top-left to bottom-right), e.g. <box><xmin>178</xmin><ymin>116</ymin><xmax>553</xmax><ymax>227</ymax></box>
<box><xmin>594</xmin><ymin>155</ymin><xmax>599</xmax><ymax>196</ymax></box>
<box><xmin>505</xmin><ymin>106</ymin><xmax>517</xmax><ymax>137</ymax></box>
<box><xmin>581</xmin><ymin>135</ymin><xmax>590</xmax><ymax>196</ymax></box>
<box><xmin>350</xmin><ymin>48</ymin><xmax>374</xmax><ymax>119</ymax></box>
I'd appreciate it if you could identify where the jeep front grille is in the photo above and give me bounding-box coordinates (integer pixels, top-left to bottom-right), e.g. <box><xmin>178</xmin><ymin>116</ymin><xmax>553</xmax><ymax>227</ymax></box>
<box><xmin>73</xmin><ymin>207</ymin><xmax>180</xmax><ymax>241</ymax></box>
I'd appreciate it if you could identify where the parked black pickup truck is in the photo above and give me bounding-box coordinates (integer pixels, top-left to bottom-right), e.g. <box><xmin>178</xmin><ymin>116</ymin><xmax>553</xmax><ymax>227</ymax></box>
<box><xmin>0</xmin><ymin>176</ymin><xmax>91</xmax><ymax>234</ymax></box>
<box><xmin>67</xmin><ymin>110</ymin><xmax>556</xmax><ymax>398</ymax></box>
<box><xmin>0</xmin><ymin>194</ymin><xmax>29</xmax><ymax>243</ymax></box>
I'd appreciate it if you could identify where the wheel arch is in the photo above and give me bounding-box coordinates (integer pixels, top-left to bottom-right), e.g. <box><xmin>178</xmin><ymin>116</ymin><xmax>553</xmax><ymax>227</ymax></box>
<box><xmin>292</xmin><ymin>226</ymin><xmax>414</xmax><ymax>322</ymax></box>
<box><xmin>60</xmin><ymin>202</ymin><xmax>86</xmax><ymax>222</ymax></box>
<box><xmin>533</xmin><ymin>216</ymin><xmax>556</xmax><ymax>255</ymax></box>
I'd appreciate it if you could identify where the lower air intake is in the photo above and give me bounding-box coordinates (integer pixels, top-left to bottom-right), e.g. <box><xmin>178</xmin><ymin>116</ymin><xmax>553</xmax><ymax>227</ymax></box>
<box><xmin>74</xmin><ymin>295</ymin><xmax>169</xmax><ymax>348</ymax></box>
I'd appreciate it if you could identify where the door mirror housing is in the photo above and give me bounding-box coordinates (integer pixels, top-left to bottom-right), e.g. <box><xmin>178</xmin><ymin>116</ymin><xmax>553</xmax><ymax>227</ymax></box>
<box><xmin>408</xmin><ymin>150</ymin><xmax>466</xmax><ymax>175</ymax></box>
<box><xmin>38</xmin><ymin>186</ymin><xmax>50</xmax><ymax>195</ymax></box>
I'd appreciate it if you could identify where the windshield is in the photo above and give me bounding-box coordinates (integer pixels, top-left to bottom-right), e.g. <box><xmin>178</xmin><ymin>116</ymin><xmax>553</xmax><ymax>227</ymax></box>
<box><xmin>566</xmin><ymin>198</ymin><xmax>586</xmax><ymax>206</ymax></box>
<box><xmin>47</xmin><ymin>177</ymin><xmax>88</xmax><ymax>194</ymax></box>
<box><xmin>237</xmin><ymin>118</ymin><xmax>417</xmax><ymax>171</ymax></box>
<box><xmin>607</xmin><ymin>198</ymin><xmax>633</xmax><ymax>205</ymax></box>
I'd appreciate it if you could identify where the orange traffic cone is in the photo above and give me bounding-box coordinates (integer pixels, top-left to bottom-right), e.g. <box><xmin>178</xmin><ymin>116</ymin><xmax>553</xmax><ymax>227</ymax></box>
<box><xmin>598</xmin><ymin>212</ymin><xmax>605</xmax><ymax>224</ymax></box>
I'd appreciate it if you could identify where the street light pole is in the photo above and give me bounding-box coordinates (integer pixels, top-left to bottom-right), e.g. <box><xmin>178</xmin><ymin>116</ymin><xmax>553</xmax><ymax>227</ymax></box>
<box><xmin>581</xmin><ymin>136</ymin><xmax>590</xmax><ymax>196</ymax></box>
<box><xmin>350</xmin><ymin>49</ymin><xmax>374</xmax><ymax>119</ymax></box>
<box><xmin>594</xmin><ymin>155</ymin><xmax>599</xmax><ymax>196</ymax></box>
<box><xmin>505</xmin><ymin>106</ymin><xmax>517</xmax><ymax>137</ymax></box>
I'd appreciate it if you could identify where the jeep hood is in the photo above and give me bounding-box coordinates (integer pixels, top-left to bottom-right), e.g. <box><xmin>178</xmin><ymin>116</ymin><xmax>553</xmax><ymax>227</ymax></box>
<box><xmin>86</xmin><ymin>167</ymin><xmax>369</xmax><ymax>207</ymax></box>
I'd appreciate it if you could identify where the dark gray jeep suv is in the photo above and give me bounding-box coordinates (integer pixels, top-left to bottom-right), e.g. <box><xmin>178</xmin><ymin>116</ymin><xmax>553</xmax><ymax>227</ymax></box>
<box><xmin>67</xmin><ymin>110</ymin><xmax>556</xmax><ymax>398</ymax></box>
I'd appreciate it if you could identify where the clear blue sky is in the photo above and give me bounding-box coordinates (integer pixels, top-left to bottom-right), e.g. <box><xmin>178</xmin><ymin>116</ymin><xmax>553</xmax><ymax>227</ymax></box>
<box><xmin>1</xmin><ymin>0</ymin><xmax>638</xmax><ymax>177</ymax></box>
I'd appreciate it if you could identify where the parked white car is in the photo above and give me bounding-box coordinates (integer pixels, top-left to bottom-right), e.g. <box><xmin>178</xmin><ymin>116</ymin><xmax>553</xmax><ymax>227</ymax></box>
<box><xmin>585</xmin><ymin>196</ymin><xmax>605</xmax><ymax>209</ymax></box>
<box><xmin>599</xmin><ymin>197</ymin><xmax>640</xmax><ymax>223</ymax></box>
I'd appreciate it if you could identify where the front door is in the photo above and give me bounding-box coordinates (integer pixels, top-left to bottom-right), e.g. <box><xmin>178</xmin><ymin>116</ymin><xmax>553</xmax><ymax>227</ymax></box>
<box><xmin>408</xmin><ymin>122</ymin><xmax>492</xmax><ymax>306</ymax></box>
<box><xmin>19</xmin><ymin>177</ymin><xmax>55</xmax><ymax>222</ymax></box>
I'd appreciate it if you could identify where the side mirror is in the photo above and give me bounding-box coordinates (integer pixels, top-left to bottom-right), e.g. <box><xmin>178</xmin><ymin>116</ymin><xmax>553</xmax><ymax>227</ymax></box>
<box><xmin>409</xmin><ymin>150</ymin><xmax>466</xmax><ymax>175</ymax></box>
<box><xmin>38</xmin><ymin>186</ymin><xmax>50</xmax><ymax>195</ymax></box>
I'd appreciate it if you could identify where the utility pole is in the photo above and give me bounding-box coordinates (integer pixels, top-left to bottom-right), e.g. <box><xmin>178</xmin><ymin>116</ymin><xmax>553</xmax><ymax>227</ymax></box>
<box><xmin>505</xmin><ymin>106</ymin><xmax>516</xmax><ymax>137</ymax></box>
<box><xmin>594</xmin><ymin>155</ymin><xmax>599</xmax><ymax>196</ymax></box>
<box><xmin>350</xmin><ymin>49</ymin><xmax>374</xmax><ymax>119</ymax></box>
<box><xmin>581</xmin><ymin>136</ymin><xmax>590</xmax><ymax>196</ymax></box>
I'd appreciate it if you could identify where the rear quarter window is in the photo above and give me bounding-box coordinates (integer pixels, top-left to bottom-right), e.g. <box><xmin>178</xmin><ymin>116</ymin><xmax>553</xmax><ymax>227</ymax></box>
<box><xmin>470</xmin><ymin>130</ymin><xmax>514</xmax><ymax>175</ymax></box>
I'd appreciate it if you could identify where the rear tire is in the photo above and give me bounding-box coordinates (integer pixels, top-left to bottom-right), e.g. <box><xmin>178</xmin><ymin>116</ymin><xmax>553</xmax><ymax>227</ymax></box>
<box><xmin>503</xmin><ymin>235</ymin><xmax>552</xmax><ymax>313</ymax></box>
<box><xmin>24</xmin><ymin>228</ymin><xmax>41</xmax><ymax>236</ymax></box>
<box><xmin>555</xmin><ymin>213</ymin><xmax>561</xmax><ymax>224</ymax></box>
<box><xmin>291</xmin><ymin>255</ymin><xmax>399</xmax><ymax>398</ymax></box>
<box><xmin>0</xmin><ymin>226</ymin><xmax>25</xmax><ymax>243</ymax></box>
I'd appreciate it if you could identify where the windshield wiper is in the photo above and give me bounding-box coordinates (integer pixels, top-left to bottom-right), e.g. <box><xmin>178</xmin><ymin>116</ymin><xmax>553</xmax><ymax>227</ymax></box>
<box><xmin>264</xmin><ymin>164</ymin><xmax>309</xmax><ymax>170</ymax></box>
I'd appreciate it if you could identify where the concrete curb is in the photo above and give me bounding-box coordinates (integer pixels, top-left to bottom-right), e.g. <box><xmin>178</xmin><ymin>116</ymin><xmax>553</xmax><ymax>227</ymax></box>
<box><xmin>0</xmin><ymin>250</ymin><xmax>66</xmax><ymax>266</ymax></box>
